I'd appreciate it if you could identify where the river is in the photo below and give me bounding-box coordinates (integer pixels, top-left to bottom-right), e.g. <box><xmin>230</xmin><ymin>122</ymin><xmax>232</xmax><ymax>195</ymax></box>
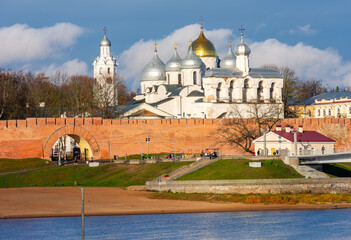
<box><xmin>1</xmin><ymin>209</ymin><xmax>351</xmax><ymax>239</ymax></box>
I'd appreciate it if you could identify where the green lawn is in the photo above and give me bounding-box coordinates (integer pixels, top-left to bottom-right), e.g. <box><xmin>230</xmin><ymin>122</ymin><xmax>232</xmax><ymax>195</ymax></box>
<box><xmin>0</xmin><ymin>161</ymin><xmax>192</xmax><ymax>188</ymax></box>
<box><xmin>323</xmin><ymin>163</ymin><xmax>351</xmax><ymax>177</ymax></box>
<box><xmin>0</xmin><ymin>158</ymin><xmax>55</xmax><ymax>174</ymax></box>
<box><xmin>177</xmin><ymin>159</ymin><xmax>303</xmax><ymax>180</ymax></box>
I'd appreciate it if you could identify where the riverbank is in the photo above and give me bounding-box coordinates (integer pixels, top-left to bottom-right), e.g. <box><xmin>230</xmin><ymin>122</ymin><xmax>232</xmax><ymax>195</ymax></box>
<box><xmin>1</xmin><ymin>187</ymin><xmax>351</xmax><ymax>219</ymax></box>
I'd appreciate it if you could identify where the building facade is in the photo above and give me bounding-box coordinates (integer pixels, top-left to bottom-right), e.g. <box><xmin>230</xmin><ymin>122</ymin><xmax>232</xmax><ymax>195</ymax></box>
<box><xmin>253</xmin><ymin>125</ymin><xmax>336</xmax><ymax>156</ymax></box>
<box><xmin>294</xmin><ymin>92</ymin><xmax>351</xmax><ymax>119</ymax></box>
<box><xmin>122</xmin><ymin>24</ymin><xmax>284</xmax><ymax>119</ymax></box>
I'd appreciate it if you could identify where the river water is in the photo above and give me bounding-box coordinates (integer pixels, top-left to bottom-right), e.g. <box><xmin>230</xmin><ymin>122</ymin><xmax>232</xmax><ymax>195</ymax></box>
<box><xmin>1</xmin><ymin>209</ymin><xmax>351</xmax><ymax>240</ymax></box>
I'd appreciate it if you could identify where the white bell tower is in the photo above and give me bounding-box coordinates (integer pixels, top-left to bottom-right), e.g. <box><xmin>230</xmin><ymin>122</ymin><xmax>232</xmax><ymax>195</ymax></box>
<box><xmin>93</xmin><ymin>27</ymin><xmax>119</xmax><ymax>105</ymax></box>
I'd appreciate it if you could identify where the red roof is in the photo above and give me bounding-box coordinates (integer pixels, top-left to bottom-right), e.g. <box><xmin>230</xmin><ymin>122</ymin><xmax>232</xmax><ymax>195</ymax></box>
<box><xmin>271</xmin><ymin>131</ymin><xmax>335</xmax><ymax>143</ymax></box>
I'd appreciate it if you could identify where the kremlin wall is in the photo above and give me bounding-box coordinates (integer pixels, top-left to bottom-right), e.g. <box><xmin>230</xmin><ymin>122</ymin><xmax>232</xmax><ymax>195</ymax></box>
<box><xmin>0</xmin><ymin>117</ymin><xmax>349</xmax><ymax>160</ymax></box>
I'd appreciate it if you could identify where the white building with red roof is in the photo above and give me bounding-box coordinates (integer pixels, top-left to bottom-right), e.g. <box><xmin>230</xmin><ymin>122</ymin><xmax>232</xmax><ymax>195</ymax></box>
<box><xmin>253</xmin><ymin>125</ymin><xmax>336</xmax><ymax>156</ymax></box>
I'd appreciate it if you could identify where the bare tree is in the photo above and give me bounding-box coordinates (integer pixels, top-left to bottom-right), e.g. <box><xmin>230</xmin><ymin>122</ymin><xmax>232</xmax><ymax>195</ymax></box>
<box><xmin>216</xmin><ymin>102</ymin><xmax>283</xmax><ymax>154</ymax></box>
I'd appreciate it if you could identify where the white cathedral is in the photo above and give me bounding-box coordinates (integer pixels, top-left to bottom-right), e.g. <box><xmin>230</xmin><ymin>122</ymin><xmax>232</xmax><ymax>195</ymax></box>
<box><xmin>94</xmin><ymin>24</ymin><xmax>284</xmax><ymax>119</ymax></box>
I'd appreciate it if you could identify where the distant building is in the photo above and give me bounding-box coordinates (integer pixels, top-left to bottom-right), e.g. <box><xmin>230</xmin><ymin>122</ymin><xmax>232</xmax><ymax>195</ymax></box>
<box><xmin>120</xmin><ymin>21</ymin><xmax>284</xmax><ymax>119</ymax></box>
<box><xmin>253</xmin><ymin>125</ymin><xmax>336</xmax><ymax>156</ymax></box>
<box><xmin>293</xmin><ymin>91</ymin><xmax>351</xmax><ymax>118</ymax></box>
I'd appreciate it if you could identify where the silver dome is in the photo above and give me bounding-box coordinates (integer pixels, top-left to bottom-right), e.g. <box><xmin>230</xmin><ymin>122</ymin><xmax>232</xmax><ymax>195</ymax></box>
<box><xmin>234</xmin><ymin>41</ymin><xmax>251</xmax><ymax>56</ymax></box>
<box><xmin>165</xmin><ymin>50</ymin><xmax>182</xmax><ymax>72</ymax></box>
<box><xmin>181</xmin><ymin>46</ymin><xmax>203</xmax><ymax>69</ymax></box>
<box><xmin>220</xmin><ymin>47</ymin><xmax>237</xmax><ymax>69</ymax></box>
<box><xmin>100</xmin><ymin>34</ymin><xmax>111</xmax><ymax>47</ymax></box>
<box><xmin>141</xmin><ymin>53</ymin><xmax>166</xmax><ymax>81</ymax></box>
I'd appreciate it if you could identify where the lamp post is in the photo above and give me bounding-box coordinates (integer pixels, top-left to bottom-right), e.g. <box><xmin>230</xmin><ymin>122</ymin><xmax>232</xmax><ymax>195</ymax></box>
<box><xmin>260</xmin><ymin>128</ymin><xmax>270</xmax><ymax>156</ymax></box>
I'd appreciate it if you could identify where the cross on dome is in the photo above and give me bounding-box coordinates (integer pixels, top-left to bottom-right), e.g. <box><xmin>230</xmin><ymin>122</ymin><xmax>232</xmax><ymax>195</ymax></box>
<box><xmin>228</xmin><ymin>40</ymin><xmax>232</xmax><ymax>48</ymax></box>
<box><xmin>238</xmin><ymin>25</ymin><xmax>245</xmax><ymax>36</ymax></box>
<box><xmin>199</xmin><ymin>16</ymin><xmax>204</xmax><ymax>29</ymax></box>
<box><xmin>154</xmin><ymin>41</ymin><xmax>158</xmax><ymax>52</ymax></box>
<box><xmin>103</xmin><ymin>27</ymin><xmax>107</xmax><ymax>35</ymax></box>
<box><xmin>174</xmin><ymin>42</ymin><xmax>177</xmax><ymax>50</ymax></box>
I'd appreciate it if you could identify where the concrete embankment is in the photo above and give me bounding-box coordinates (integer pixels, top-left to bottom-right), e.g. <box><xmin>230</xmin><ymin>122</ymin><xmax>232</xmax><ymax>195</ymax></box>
<box><xmin>146</xmin><ymin>178</ymin><xmax>351</xmax><ymax>194</ymax></box>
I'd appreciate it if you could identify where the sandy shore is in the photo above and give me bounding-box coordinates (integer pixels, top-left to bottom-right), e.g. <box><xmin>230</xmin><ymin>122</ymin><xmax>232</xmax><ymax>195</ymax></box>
<box><xmin>1</xmin><ymin>187</ymin><xmax>351</xmax><ymax>219</ymax></box>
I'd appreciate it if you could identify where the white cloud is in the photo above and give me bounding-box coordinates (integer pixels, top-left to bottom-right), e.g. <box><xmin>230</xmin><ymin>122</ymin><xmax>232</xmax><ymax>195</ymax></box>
<box><xmin>0</xmin><ymin>23</ymin><xmax>84</xmax><ymax>65</ymax></box>
<box><xmin>289</xmin><ymin>24</ymin><xmax>317</xmax><ymax>35</ymax></box>
<box><xmin>41</xmin><ymin>59</ymin><xmax>88</xmax><ymax>76</ymax></box>
<box><xmin>119</xmin><ymin>24</ymin><xmax>351</xmax><ymax>90</ymax></box>
<box><xmin>250</xmin><ymin>39</ymin><xmax>351</xmax><ymax>87</ymax></box>
<box><xmin>298</xmin><ymin>24</ymin><xmax>317</xmax><ymax>35</ymax></box>
<box><xmin>118</xmin><ymin>24</ymin><xmax>235</xmax><ymax>89</ymax></box>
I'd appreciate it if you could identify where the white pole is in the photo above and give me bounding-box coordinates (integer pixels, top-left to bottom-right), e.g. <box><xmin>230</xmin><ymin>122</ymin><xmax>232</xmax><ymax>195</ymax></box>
<box><xmin>291</xmin><ymin>129</ymin><xmax>298</xmax><ymax>156</ymax></box>
<box><xmin>81</xmin><ymin>188</ymin><xmax>85</xmax><ymax>240</ymax></box>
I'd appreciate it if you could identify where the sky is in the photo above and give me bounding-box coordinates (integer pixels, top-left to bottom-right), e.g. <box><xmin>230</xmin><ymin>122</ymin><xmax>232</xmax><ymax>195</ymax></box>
<box><xmin>2</xmin><ymin>0</ymin><xmax>351</xmax><ymax>90</ymax></box>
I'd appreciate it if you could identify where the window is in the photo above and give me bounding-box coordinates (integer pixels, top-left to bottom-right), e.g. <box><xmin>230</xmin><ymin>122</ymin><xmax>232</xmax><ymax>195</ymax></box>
<box><xmin>329</xmin><ymin>109</ymin><xmax>332</xmax><ymax>115</ymax></box>
<box><xmin>257</xmin><ymin>81</ymin><xmax>263</xmax><ymax>101</ymax></box>
<box><xmin>229</xmin><ymin>81</ymin><xmax>234</xmax><ymax>102</ymax></box>
<box><xmin>193</xmin><ymin>71</ymin><xmax>197</xmax><ymax>85</ymax></box>
<box><xmin>167</xmin><ymin>74</ymin><xmax>170</xmax><ymax>84</ymax></box>
<box><xmin>243</xmin><ymin>79</ymin><xmax>249</xmax><ymax>103</ymax></box>
<box><xmin>318</xmin><ymin>109</ymin><xmax>320</xmax><ymax>116</ymax></box>
<box><xmin>99</xmin><ymin>68</ymin><xmax>102</xmax><ymax>74</ymax></box>
<box><xmin>323</xmin><ymin>109</ymin><xmax>326</xmax><ymax>116</ymax></box>
<box><xmin>178</xmin><ymin>74</ymin><xmax>181</xmax><ymax>85</ymax></box>
<box><xmin>108</xmin><ymin>68</ymin><xmax>110</xmax><ymax>74</ymax></box>
<box><xmin>349</xmin><ymin>107</ymin><xmax>351</xmax><ymax>114</ymax></box>
<box><xmin>308</xmin><ymin>110</ymin><xmax>312</xmax><ymax>117</ymax></box>
<box><xmin>216</xmin><ymin>83</ymin><xmax>222</xmax><ymax>102</ymax></box>
<box><xmin>270</xmin><ymin>83</ymin><xmax>275</xmax><ymax>100</ymax></box>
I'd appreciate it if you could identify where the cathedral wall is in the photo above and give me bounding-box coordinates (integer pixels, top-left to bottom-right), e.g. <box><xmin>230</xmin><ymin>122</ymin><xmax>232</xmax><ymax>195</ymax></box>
<box><xmin>0</xmin><ymin>117</ymin><xmax>350</xmax><ymax>159</ymax></box>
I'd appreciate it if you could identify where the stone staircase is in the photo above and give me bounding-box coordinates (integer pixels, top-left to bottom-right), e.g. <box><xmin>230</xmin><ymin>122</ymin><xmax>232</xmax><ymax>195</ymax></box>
<box><xmin>154</xmin><ymin>157</ymin><xmax>222</xmax><ymax>182</ymax></box>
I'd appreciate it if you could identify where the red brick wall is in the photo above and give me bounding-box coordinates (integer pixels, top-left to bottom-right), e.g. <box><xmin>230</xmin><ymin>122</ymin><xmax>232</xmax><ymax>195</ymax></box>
<box><xmin>0</xmin><ymin>117</ymin><xmax>348</xmax><ymax>159</ymax></box>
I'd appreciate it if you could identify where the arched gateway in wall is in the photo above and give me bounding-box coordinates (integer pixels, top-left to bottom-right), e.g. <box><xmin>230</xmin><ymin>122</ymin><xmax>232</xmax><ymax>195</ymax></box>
<box><xmin>43</xmin><ymin>124</ymin><xmax>100</xmax><ymax>159</ymax></box>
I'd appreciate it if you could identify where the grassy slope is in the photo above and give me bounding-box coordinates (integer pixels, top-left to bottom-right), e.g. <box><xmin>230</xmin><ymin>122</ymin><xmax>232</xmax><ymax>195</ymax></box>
<box><xmin>0</xmin><ymin>158</ymin><xmax>55</xmax><ymax>173</ymax></box>
<box><xmin>0</xmin><ymin>162</ymin><xmax>192</xmax><ymax>188</ymax></box>
<box><xmin>177</xmin><ymin>159</ymin><xmax>303</xmax><ymax>180</ymax></box>
<box><xmin>323</xmin><ymin>163</ymin><xmax>351</xmax><ymax>177</ymax></box>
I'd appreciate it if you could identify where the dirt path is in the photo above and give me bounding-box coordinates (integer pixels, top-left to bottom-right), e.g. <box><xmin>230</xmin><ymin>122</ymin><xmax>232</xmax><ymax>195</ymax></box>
<box><xmin>1</xmin><ymin>187</ymin><xmax>351</xmax><ymax>219</ymax></box>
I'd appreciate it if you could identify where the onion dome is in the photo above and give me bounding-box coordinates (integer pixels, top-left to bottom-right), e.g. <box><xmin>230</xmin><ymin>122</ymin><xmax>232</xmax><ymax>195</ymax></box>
<box><xmin>220</xmin><ymin>41</ymin><xmax>237</xmax><ymax>69</ymax></box>
<box><xmin>234</xmin><ymin>35</ymin><xmax>251</xmax><ymax>56</ymax></box>
<box><xmin>100</xmin><ymin>33</ymin><xmax>111</xmax><ymax>47</ymax></box>
<box><xmin>181</xmin><ymin>45</ymin><xmax>203</xmax><ymax>69</ymax></box>
<box><xmin>141</xmin><ymin>43</ymin><xmax>166</xmax><ymax>81</ymax></box>
<box><xmin>165</xmin><ymin>43</ymin><xmax>182</xmax><ymax>72</ymax></box>
<box><xmin>191</xmin><ymin>27</ymin><xmax>217</xmax><ymax>57</ymax></box>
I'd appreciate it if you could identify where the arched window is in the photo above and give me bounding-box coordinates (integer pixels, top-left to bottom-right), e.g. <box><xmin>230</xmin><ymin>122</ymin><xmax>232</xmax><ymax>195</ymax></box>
<box><xmin>216</xmin><ymin>83</ymin><xmax>222</xmax><ymax>102</ymax></box>
<box><xmin>229</xmin><ymin>81</ymin><xmax>234</xmax><ymax>102</ymax></box>
<box><xmin>193</xmin><ymin>71</ymin><xmax>197</xmax><ymax>85</ymax></box>
<box><xmin>308</xmin><ymin>110</ymin><xmax>312</xmax><ymax>117</ymax></box>
<box><xmin>349</xmin><ymin>107</ymin><xmax>351</xmax><ymax>114</ymax></box>
<box><xmin>337</xmin><ymin>108</ymin><xmax>341</xmax><ymax>117</ymax></box>
<box><xmin>257</xmin><ymin>81</ymin><xmax>263</xmax><ymax>102</ymax></box>
<box><xmin>270</xmin><ymin>83</ymin><xmax>275</xmax><ymax>100</ymax></box>
<box><xmin>318</xmin><ymin>109</ymin><xmax>320</xmax><ymax>116</ymax></box>
<box><xmin>99</xmin><ymin>68</ymin><xmax>102</xmax><ymax>74</ymax></box>
<box><xmin>167</xmin><ymin>74</ymin><xmax>170</xmax><ymax>84</ymax></box>
<box><xmin>329</xmin><ymin>109</ymin><xmax>332</xmax><ymax>115</ymax></box>
<box><xmin>178</xmin><ymin>74</ymin><xmax>181</xmax><ymax>85</ymax></box>
<box><xmin>243</xmin><ymin>79</ymin><xmax>249</xmax><ymax>103</ymax></box>
<box><xmin>108</xmin><ymin>68</ymin><xmax>110</xmax><ymax>74</ymax></box>
<box><xmin>323</xmin><ymin>109</ymin><xmax>326</xmax><ymax>116</ymax></box>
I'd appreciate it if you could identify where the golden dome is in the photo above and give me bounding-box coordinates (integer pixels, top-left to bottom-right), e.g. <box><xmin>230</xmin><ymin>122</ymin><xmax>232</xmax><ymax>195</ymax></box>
<box><xmin>191</xmin><ymin>29</ymin><xmax>217</xmax><ymax>57</ymax></box>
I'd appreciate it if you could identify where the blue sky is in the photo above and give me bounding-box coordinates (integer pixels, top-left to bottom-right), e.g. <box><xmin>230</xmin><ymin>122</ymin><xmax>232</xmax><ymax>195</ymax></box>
<box><xmin>2</xmin><ymin>0</ymin><xmax>351</xmax><ymax>90</ymax></box>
